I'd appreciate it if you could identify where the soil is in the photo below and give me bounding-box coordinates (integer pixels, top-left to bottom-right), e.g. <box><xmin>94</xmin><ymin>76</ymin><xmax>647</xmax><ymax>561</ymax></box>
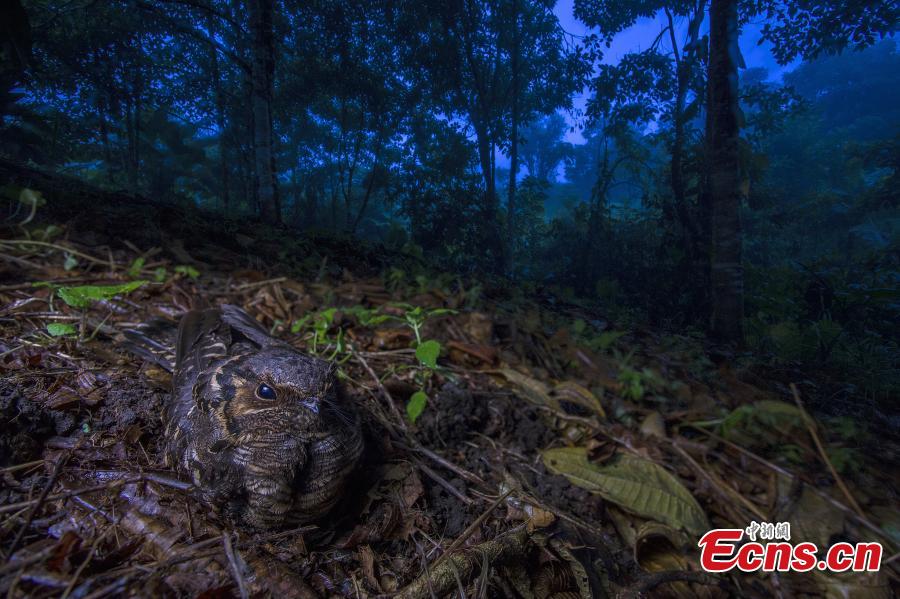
<box><xmin>0</xmin><ymin>189</ymin><xmax>896</xmax><ymax>598</ymax></box>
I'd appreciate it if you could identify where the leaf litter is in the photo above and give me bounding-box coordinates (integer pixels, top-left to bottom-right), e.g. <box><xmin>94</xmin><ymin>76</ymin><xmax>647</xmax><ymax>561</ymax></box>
<box><xmin>0</xmin><ymin>220</ymin><xmax>897</xmax><ymax>598</ymax></box>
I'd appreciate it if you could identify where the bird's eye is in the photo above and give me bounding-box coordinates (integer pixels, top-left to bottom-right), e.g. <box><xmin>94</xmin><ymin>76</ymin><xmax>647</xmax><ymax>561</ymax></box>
<box><xmin>256</xmin><ymin>384</ymin><xmax>277</xmax><ymax>400</ymax></box>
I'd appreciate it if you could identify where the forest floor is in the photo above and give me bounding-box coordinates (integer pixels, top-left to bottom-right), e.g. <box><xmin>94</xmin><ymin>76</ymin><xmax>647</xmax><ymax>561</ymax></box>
<box><xmin>0</xmin><ymin>191</ymin><xmax>898</xmax><ymax>598</ymax></box>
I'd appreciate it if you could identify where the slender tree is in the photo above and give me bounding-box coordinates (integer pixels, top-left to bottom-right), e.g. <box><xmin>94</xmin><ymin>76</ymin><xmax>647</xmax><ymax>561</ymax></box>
<box><xmin>706</xmin><ymin>0</ymin><xmax>743</xmax><ymax>342</ymax></box>
<box><xmin>248</xmin><ymin>0</ymin><xmax>281</xmax><ymax>223</ymax></box>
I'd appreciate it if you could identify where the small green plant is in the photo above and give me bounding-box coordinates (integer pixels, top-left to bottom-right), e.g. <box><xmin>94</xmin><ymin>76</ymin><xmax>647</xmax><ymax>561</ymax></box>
<box><xmin>570</xmin><ymin>318</ymin><xmax>625</xmax><ymax>353</ymax></box>
<box><xmin>341</xmin><ymin>305</ymin><xmax>392</xmax><ymax>327</ymax></box>
<box><xmin>619</xmin><ymin>367</ymin><xmax>647</xmax><ymax>400</ymax></box>
<box><xmin>385</xmin><ymin>267</ymin><xmax>406</xmax><ymax>292</ymax></box>
<box><xmin>617</xmin><ymin>364</ymin><xmax>665</xmax><ymax>401</ymax></box>
<box><xmin>588</xmin><ymin>330</ymin><xmax>625</xmax><ymax>353</ymax></box>
<box><xmin>33</xmin><ymin>281</ymin><xmax>145</xmax><ymax>343</ymax></box>
<box><xmin>63</xmin><ymin>253</ymin><xmax>78</xmax><ymax>271</ymax></box>
<box><xmin>826</xmin><ymin>447</ymin><xmax>863</xmax><ymax>474</ymax></box>
<box><xmin>391</xmin><ymin>303</ymin><xmax>455</xmax><ymax>345</ymax></box>
<box><xmin>290</xmin><ymin>302</ymin><xmax>454</xmax><ymax>422</ymax></box>
<box><xmin>396</xmin><ymin>304</ymin><xmax>455</xmax><ymax>423</ymax></box>
<box><xmin>174</xmin><ymin>265</ymin><xmax>200</xmax><ymax>279</ymax></box>
<box><xmin>127</xmin><ymin>257</ymin><xmax>146</xmax><ymax>278</ymax></box>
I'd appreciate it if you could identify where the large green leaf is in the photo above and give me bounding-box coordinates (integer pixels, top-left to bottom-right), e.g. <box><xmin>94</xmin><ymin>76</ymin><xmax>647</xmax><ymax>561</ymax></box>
<box><xmin>542</xmin><ymin>447</ymin><xmax>709</xmax><ymax>536</ymax></box>
<box><xmin>57</xmin><ymin>281</ymin><xmax>147</xmax><ymax>308</ymax></box>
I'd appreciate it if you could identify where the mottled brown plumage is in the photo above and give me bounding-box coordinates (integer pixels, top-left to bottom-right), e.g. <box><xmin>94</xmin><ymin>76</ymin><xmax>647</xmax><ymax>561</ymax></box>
<box><xmin>124</xmin><ymin>305</ymin><xmax>363</xmax><ymax>529</ymax></box>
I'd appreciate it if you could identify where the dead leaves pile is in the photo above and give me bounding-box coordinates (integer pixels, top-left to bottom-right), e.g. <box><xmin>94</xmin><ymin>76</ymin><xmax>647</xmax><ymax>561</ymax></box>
<box><xmin>0</xmin><ymin>231</ymin><xmax>897</xmax><ymax>598</ymax></box>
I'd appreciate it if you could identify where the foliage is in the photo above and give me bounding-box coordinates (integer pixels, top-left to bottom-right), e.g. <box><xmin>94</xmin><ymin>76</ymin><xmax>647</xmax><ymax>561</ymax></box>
<box><xmin>748</xmin><ymin>0</ymin><xmax>898</xmax><ymax>64</ymax></box>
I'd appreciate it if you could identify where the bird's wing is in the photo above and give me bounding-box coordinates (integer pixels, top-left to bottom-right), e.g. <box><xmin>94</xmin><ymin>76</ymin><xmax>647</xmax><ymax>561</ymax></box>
<box><xmin>220</xmin><ymin>304</ymin><xmax>277</xmax><ymax>348</ymax></box>
<box><xmin>121</xmin><ymin>318</ymin><xmax>178</xmax><ymax>372</ymax></box>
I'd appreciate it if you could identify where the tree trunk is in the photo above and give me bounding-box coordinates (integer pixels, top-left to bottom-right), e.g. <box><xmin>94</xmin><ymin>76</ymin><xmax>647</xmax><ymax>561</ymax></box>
<box><xmin>473</xmin><ymin>116</ymin><xmax>502</xmax><ymax>267</ymax></box>
<box><xmin>665</xmin><ymin>6</ymin><xmax>704</xmax><ymax>266</ymax></box>
<box><xmin>665</xmin><ymin>9</ymin><xmax>687</xmax><ymax>222</ymax></box>
<box><xmin>473</xmin><ymin>119</ymin><xmax>494</xmax><ymax>210</ymax></box>
<box><xmin>248</xmin><ymin>0</ymin><xmax>280</xmax><ymax>223</ymax></box>
<box><xmin>305</xmin><ymin>183</ymin><xmax>318</xmax><ymax>229</ymax></box>
<box><xmin>133</xmin><ymin>44</ymin><xmax>142</xmax><ymax>192</ymax></box>
<box><xmin>206</xmin><ymin>12</ymin><xmax>231</xmax><ymax>211</ymax></box>
<box><xmin>124</xmin><ymin>97</ymin><xmax>137</xmax><ymax>190</ymax></box>
<box><xmin>505</xmin><ymin>0</ymin><xmax>520</xmax><ymax>276</ymax></box>
<box><xmin>98</xmin><ymin>97</ymin><xmax>113</xmax><ymax>184</ymax></box>
<box><xmin>706</xmin><ymin>0</ymin><xmax>744</xmax><ymax>343</ymax></box>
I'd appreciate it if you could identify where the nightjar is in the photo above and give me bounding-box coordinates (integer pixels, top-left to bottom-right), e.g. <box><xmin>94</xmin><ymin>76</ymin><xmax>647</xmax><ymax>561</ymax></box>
<box><xmin>123</xmin><ymin>304</ymin><xmax>363</xmax><ymax>529</ymax></box>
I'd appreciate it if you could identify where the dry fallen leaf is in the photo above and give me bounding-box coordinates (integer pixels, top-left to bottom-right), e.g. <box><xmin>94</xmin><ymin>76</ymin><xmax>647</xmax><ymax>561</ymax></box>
<box><xmin>543</xmin><ymin>447</ymin><xmax>709</xmax><ymax>536</ymax></box>
<box><xmin>640</xmin><ymin>411</ymin><xmax>666</xmax><ymax>438</ymax></box>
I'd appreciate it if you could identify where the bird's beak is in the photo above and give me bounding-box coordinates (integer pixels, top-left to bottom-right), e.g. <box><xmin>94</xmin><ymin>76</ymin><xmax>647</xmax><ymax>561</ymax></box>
<box><xmin>302</xmin><ymin>399</ymin><xmax>319</xmax><ymax>414</ymax></box>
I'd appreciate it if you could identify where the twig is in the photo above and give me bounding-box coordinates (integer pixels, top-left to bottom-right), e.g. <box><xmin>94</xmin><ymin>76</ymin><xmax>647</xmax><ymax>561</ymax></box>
<box><xmin>688</xmin><ymin>425</ymin><xmax>895</xmax><ymax>550</ymax></box>
<box><xmin>0</xmin><ymin>459</ymin><xmax>45</xmax><ymax>474</ymax></box>
<box><xmin>352</xmin><ymin>346</ymin><xmax>407</xmax><ymax>430</ymax></box>
<box><xmin>80</xmin><ymin>576</ymin><xmax>133</xmax><ymax>599</ymax></box>
<box><xmin>790</xmin><ymin>383</ymin><xmax>866</xmax><ymax>519</ymax></box>
<box><xmin>416</xmin><ymin>462</ymin><xmax>474</xmax><ymax>506</ymax></box>
<box><xmin>0</xmin><ymin>477</ymin><xmax>143</xmax><ymax>515</ymax></box>
<box><xmin>0</xmin><ymin>239</ymin><xmax>112</xmax><ymax>266</ymax></box>
<box><xmin>671</xmin><ymin>440</ymin><xmax>768</xmax><ymax>521</ymax></box>
<box><xmin>356</xmin><ymin>348</ymin><xmax>416</xmax><ymax>357</ymax></box>
<box><xmin>0</xmin><ymin>277</ymin><xmax>122</xmax><ymax>292</ymax></box>
<box><xmin>71</xmin><ymin>526</ymin><xmax>317</xmax><ymax>598</ymax></box>
<box><xmin>87</xmin><ymin>469</ymin><xmax>195</xmax><ymax>492</ymax></box>
<box><xmin>0</xmin><ymin>252</ymin><xmax>44</xmax><ymax>270</ymax></box>
<box><xmin>448</xmin><ymin>559</ymin><xmax>466</xmax><ymax>599</ymax></box>
<box><xmin>432</xmin><ymin>489</ymin><xmax>512</xmax><ymax>570</ymax></box>
<box><xmin>233</xmin><ymin>276</ymin><xmax>287</xmax><ymax>291</ymax></box>
<box><xmin>61</xmin><ymin>524</ymin><xmax>117</xmax><ymax>599</ymax></box>
<box><xmin>6</xmin><ymin>447</ymin><xmax>73</xmax><ymax>556</ymax></box>
<box><xmin>0</xmin><ymin>543</ymin><xmax>57</xmax><ymax>576</ymax></box>
<box><xmin>223</xmin><ymin>533</ymin><xmax>250</xmax><ymax>599</ymax></box>
<box><xmin>399</xmin><ymin>442</ymin><xmax>486</xmax><ymax>487</ymax></box>
<box><xmin>413</xmin><ymin>535</ymin><xmax>438</xmax><ymax>599</ymax></box>
<box><xmin>397</xmin><ymin>526</ymin><xmax>528</xmax><ymax>599</ymax></box>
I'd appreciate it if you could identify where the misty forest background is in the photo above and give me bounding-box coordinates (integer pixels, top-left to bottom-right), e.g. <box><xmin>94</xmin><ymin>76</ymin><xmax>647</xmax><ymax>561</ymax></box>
<box><xmin>1</xmin><ymin>0</ymin><xmax>897</xmax><ymax>400</ymax></box>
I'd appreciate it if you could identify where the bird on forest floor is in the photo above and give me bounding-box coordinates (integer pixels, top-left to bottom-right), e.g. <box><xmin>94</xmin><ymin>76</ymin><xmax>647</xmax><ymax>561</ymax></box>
<box><xmin>123</xmin><ymin>304</ymin><xmax>364</xmax><ymax>529</ymax></box>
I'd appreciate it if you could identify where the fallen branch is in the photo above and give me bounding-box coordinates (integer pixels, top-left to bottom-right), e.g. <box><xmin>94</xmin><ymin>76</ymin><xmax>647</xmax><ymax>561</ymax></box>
<box><xmin>397</xmin><ymin>526</ymin><xmax>528</xmax><ymax>599</ymax></box>
<box><xmin>790</xmin><ymin>383</ymin><xmax>866</xmax><ymax>519</ymax></box>
<box><xmin>0</xmin><ymin>239</ymin><xmax>112</xmax><ymax>267</ymax></box>
<box><xmin>6</xmin><ymin>445</ymin><xmax>74</xmax><ymax>556</ymax></box>
<box><xmin>223</xmin><ymin>533</ymin><xmax>249</xmax><ymax>599</ymax></box>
